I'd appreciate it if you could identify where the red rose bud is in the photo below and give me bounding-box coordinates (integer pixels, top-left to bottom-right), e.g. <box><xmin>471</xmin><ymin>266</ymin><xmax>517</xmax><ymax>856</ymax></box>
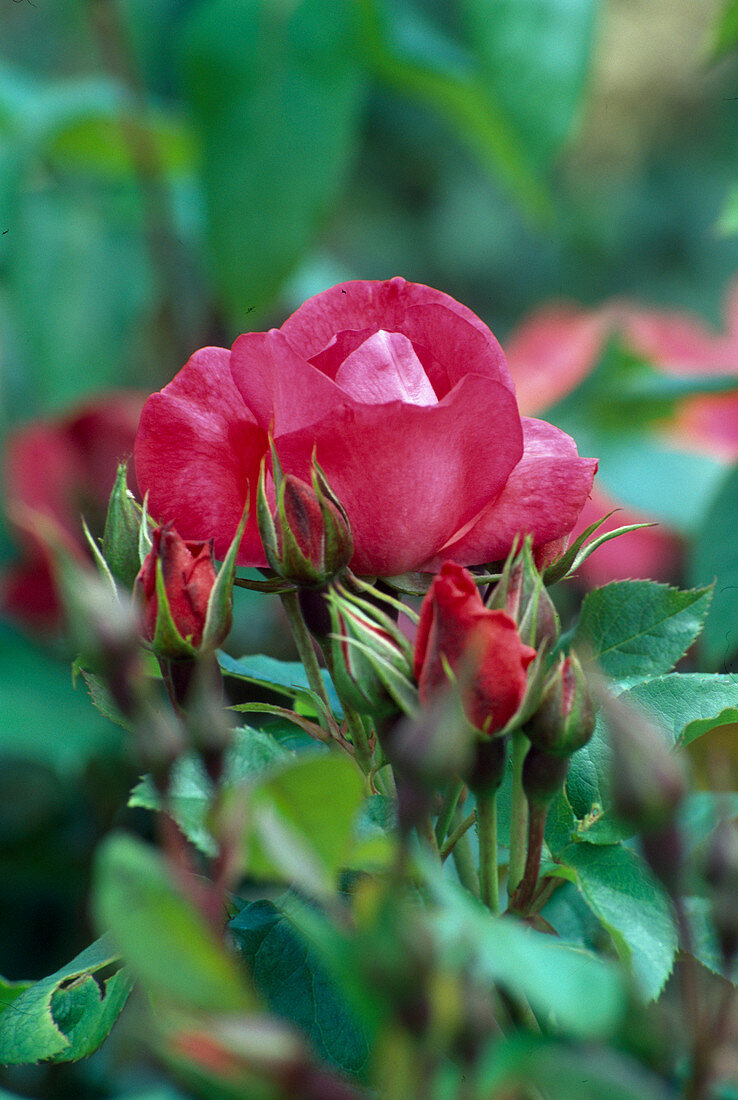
<box><xmin>414</xmin><ymin>562</ymin><xmax>536</xmax><ymax>736</ymax></box>
<box><xmin>525</xmin><ymin>653</ymin><xmax>595</xmax><ymax>758</ymax></box>
<box><xmin>327</xmin><ymin>583</ymin><xmax>416</xmax><ymax>717</ymax></box>
<box><xmin>257</xmin><ymin>446</ymin><xmax>353</xmax><ymax>588</ymax></box>
<box><xmin>101</xmin><ymin>462</ymin><xmax>146</xmax><ymax>588</ymax></box>
<box><xmin>136</xmin><ymin>525</ymin><xmax>224</xmax><ymax>658</ymax></box>
<box><xmin>487</xmin><ymin>536</ymin><xmax>559</xmax><ymax>649</ymax></box>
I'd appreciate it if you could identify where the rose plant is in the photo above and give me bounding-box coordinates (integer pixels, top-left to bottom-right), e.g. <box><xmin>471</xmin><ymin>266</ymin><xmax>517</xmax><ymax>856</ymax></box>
<box><xmin>4</xmin><ymin>280</ymin><xmax>738</xmax><ymax>1100</ymax></box>
<box><xmin>135</xmin><ymin>277</ymin><xmax>596</xmax><ymax>578</ymax></box>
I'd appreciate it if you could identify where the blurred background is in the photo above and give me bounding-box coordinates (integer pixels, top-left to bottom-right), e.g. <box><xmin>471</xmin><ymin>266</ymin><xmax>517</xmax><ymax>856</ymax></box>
<box><xmin>1</xmin><ymin>0</ymin><xmax>738</xmax><ymax>1094</ymax></box>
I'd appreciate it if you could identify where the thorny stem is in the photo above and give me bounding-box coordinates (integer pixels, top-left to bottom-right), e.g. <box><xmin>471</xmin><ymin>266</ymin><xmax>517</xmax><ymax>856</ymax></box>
<box><xmin>477</xmin><ymin>791</ymin><xmax>500</xmax><ymax>913</ymax></box>
<box><xmin>508</xmin><ymin>731</ymin><xmax>530</xmax><ymax>895</ymax></box>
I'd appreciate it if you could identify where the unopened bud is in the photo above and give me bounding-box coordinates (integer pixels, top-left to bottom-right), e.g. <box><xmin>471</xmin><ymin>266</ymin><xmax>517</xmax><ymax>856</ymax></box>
<box><xmin>525</xmin><ymin>653</ymin><xmax>595</xmax><ymax>758</ymax></box>
<box><xmin>522</xmin><ymin>744</ymin><xmax>570</xmax><ymax>809</ymax></box>
<box><xmin>258</xmin><ymin>445</ymin><xmax>353</xmax><ymax>588</ymax></box>
<box><xmin>327</xmin><ymin>583</ymin><xmax>416</xmax><ymax>717</ymax></box>
<box><xmin>101</xmin><ymin>462</ymin><xmax>144</xmax><ymax>588</ymax></box>
<box><xmin>487</xmin><ymin>537</ymin><xmax>560</xmax><ymax>649</ymax></box>
<box><xmin>704</xmin><ymin>818</ymin><xmax>738</xmax><ymax>965</ymax></box>
<box><xmin>136</xmin><ymin>526</ymin><xmax>219</xmax><ymax>659</ymax></box>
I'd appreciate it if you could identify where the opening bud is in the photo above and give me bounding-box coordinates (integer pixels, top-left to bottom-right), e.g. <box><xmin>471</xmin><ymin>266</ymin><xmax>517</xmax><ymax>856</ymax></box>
<box><xmin>257</xmin><ymin>444</ymin><xmax>353</xmax><ymax>588</ymax></box>
<box><xmin>525</xmin><ymin>652</ymin><xmax>595</xmax><ymax>758</ymax></box>
<box><xmin>487</xmin><ymin>536</ymin><xmax>560</xmax><ymax>649</ymax></box>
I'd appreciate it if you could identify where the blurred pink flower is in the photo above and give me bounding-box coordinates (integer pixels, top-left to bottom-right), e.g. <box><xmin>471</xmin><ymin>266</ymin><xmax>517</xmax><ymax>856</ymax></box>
<box><xmin>506</xmin><ymin>282</ymin><xmax>738</xmax><ymax>585</ymax></box>
<box><xmin>2</xmin><ymin>392</ymin><xmax>145</xmax><ymax>631</ymax></box>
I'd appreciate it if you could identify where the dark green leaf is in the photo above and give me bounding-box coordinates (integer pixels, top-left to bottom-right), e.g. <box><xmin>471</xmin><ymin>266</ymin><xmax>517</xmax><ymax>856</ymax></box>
<box><xmin>0</xmin><ymin>936</ymin><xmax>131</xmax><ymax>1065</ymax></box>
<box><xmin>93</xmin><ymin>833</ymin><xmax>256</xmax><ymax>1012</ymax></box>
<box><xmin>177</xmin><ymin>0</ymin><xmax>365</xmax><ymax>320</ymax></box>
<box><xmin>573</xmin><ymin>580</ymin><xmax>712</xmax><ymax>690</ymax></box>
<box><xmin>461</xmin><ymin>0</ymin><xmax>598</xmax><ymax>165</ymax></box>
<box><xmin>230</xmin><ymin>899</ymin><xmax>369</xmax><ymax>1078</ymax></box>
<box><xmin>689</xmin><ymin>461</ymin><xmax>738</xmax><ymax>666</ymax></box>
<box><xmin>218</xmin><ymin>652</ymin><xmax>342</xmax><ymax>717</ymax></box>
<box><xmin>552</xmin><ymin>843</ymin><xmax>678</xmax><ymax>1000</ymax></box>
<box><xmin>625</xmin><ymin>674</ymin><xmax>738</xmax><ymax>746</ymax></box>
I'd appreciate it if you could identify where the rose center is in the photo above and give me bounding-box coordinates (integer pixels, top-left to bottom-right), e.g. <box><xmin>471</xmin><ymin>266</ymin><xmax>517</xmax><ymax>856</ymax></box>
<box><xmin>334</xmin><ymin>330</ymin><xmax>438</xmax><ymax>406</ymax></box>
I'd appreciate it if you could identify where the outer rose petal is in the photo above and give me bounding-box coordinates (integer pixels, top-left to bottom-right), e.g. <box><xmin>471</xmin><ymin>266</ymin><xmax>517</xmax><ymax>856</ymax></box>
<box><xmin>134</xmin><ymin>347</ymin><xmax>268</xmax><ymax>564</ymax></box>
<box><xmin>423</xmin><ymin>419</ymin><xmax>597</xmax><ymax>571</ymax></box>
<box><xmin>275</xmin><ymin>376</ymin><xmax>524</xmax><ymax>577</ymax></box>
<box><xmin>280</xmin><ymin>276</ymin><xmax>513</xmax><ymax>390</ymax></box>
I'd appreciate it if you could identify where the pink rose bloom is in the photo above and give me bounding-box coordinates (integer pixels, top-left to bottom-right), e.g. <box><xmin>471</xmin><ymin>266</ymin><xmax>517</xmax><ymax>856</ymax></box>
<box><xmin>2</xmin><ymin>392</ymin><xmax>145</xmax><ymax>630</ymax></box>
<box><xmin>135</xmin><ymin>278</ymin><xmax>596</xmax><ymax>578</ymax></box>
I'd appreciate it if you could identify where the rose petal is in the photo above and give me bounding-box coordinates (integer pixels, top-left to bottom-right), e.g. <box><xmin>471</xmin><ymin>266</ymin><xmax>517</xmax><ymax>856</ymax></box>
<box><xmin>423</xmin><ymin>418</ymin><xmax>597</xmax><ymax>570</ymax></box>
<box><xmin>134</xmin><ymin>347</ymin><xmax>267</xmax><ymax>564</ymax></box>
<box><xmin>230</xmin><ymin>329</ymin><xmax>345</xmax><ymax>433</ymax></box>
<box><xmin>400</xmin><ymin>303</ymin><xmax>512</xmax><ymax>397</ymax></box>
<box><xmin>334</xmin><ymin>330</ymin><xmax>437</xmax><ymax>406</ymax></box>
<box><xmin>281</xmin><ymin>276</ymin><xmax>510</xmax><ymax>385</ymax></box>
<box><xmin>275</xmin><ymin>375</ymin><xmax>523</xmax><ymax>576</ymax></box>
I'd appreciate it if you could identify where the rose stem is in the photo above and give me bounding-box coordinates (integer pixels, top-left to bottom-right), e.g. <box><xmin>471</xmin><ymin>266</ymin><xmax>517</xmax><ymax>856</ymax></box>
<box><xmin>507</xmin><ymin>730</ymin><xmax>530</xmax><ymax>895</ymax></box>
<box><xmin>450</xmin><ymin>807</ymin><xmax>481</xmax><ymax>896</ymax></box>
<box><xmin>416</xmin><ymin>813</ymin><xmax>441</xmax><ymax>861</ymax></box>
<box><xmin>477</xmin><ymin>791</ymin><xmax>500</xmax><ymax>913</ymax></box>
<box><xmin>280</xmin><ymin>589</ymin><xmax>334</xmax><ymax>733</ymax></box>
<box><xmin>435</xmin><ymin>779</ymin><xmax>465</xmax><ymax>846</ymax></box>
<box><xmin>440</xmin><ymin>808</ymin><xmax>476</xmax><ymax>861</ymax></box>
<box><xmin>509</xmin><ymin>803</ymin><xmax>548</xmax><ymax>914</ymax></box>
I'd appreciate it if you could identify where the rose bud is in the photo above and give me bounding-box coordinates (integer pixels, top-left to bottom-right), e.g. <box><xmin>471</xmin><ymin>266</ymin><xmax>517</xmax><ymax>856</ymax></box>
<box><xmin>257</xmin><ymin>447</ymin><xmax>353</xmax><ymax>588</ymax></box>
<box><xmin>101</xmin><ymin>462</ymin><xmax>146</xmax><ymax>589</ymax></box>
<box><xmin>703</xmin><ymin>818</ymin><xmax>738</xmax><ymax>966</ymax></box>
<box><xmin>522</xmin><ymin>744</ymin><xmax>571</xmax><ymax>809</ymax></box>
<box><xmin>487</xmin><ymin>536</ymin><xmax>560</xmax><ymax>649</ymax></box>
<box><xmin>414</xmin><ymin>562</ymin><xmax>536</xmax><ymax>737</ymax></box>
<box><xmin>135</xmin><ymin>525</ymin><xmax>234</xmax><ymax>660</ymax></box>
<box><xmin>326</xmin><ymin>582</ymin><xmax>416</xmax><ymax>717</ymax></box>
<box><xmin>525</xmin><ymin>652</ymin><xmax>595</xmax><ymax>758</ymax></box>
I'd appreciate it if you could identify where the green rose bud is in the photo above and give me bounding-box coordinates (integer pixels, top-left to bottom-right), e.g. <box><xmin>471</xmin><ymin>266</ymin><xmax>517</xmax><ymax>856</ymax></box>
<box><xmin>525</xmin><ymin>652</ymin><xmax>595</xmax><ymax>758</ymax></box>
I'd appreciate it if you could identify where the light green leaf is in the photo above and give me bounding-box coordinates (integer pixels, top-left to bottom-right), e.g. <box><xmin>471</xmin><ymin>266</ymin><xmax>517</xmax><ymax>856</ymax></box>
<box><xmin>689</xmin><ymin>461</ymin><xmax>738</xmax><ymax>666</ymax></box>
<box><xmin>129</xmin><ymin>724</ymin><xmax>288</xmax><ymax>856</ymax></box>
<box><xmin>552</xmin><ymin>843</ymin><xmax>678</xmax><ymax>1000</ymax></box>
<box><xmin>573</xmin><ymin>581</ymin><xmax>712</xmax><ymax>690</ymax></box>
<box><xmin>461</xmin><ymin>0</ymin><xmax>598</xmax><ymax>165</ymax></box>
<box><xmin>708</xmin><ymin>0</ymin><xmax>738</xmax><ymax>60</ymax></box>
<box><xmin>218</xmin><ymin>652</ymin><xmax>342</xmax><ymax>717</ymax></box>
<box><xmin>178</xmin><ymin>0</ymin><xmax>365</xmax><ymax>320</ymax></box>
<box><xmin>93</xmin><ymin>833</ymin><xmax>255</xmax><ymax>1012</ymax></box>
<box><xmin>427</xmin><ymin>866</ymin><xmax>625</xmax><ymax>1037</ymax></box>
<box><xmin>624</xmin><ymin>674</ymin><xmax>738</xmax><ymax>746</ymax></box>
<box><xmin>0</xmin><ymin>936</ymin><xmax>131</xmax><ymax>1065</ymax></box>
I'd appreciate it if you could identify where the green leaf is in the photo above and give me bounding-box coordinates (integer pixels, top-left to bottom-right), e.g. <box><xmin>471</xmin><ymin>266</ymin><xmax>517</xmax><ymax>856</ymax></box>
<box><xmin>93</xmin><ymin>833</ymin><xmax>256</xmax><ymax>1012</ymax></box>
<box><xmin>624</xmin><ymin>674</ymin><xmax>738</xmax><ymax>747</ymax></box>
<box><xmin>572</xmin><ymin>581</ymin><xmax>713</xmax><ymax>690</ymax></box>
<box><xmin>461</xmin><ymin>0</ymin><xmax>598</xmax><ymax>165</ymax></box>
<box><xmin>129</xmin><ymin>724</ymin><xmax>289</xmax><ymax>856</ymax></box>
<box><xmin>427</xmin><ymin>866</ymin><xmax>625</xmax><ymax>1037</ymax></box>
<box><xmin>0</xmin><ymin>936</ymin><xmax>132</xmax><ymax>1065</ymax></box>
<box><xmin>681</xmin><ymin>895</ymin><xmax>738</xmax><ymax>983</ymax></box>
<box><xmin>689</xmin><ymin>461</ymin><xmax>738</xmax><ymax>666</ymax></box>
<box><xmin>551</xmin><ymin>843</ymin><xmax>678</xmax><ymax>1000</ymax></box>
<box><xmin>0</xmin><ymin>978</ymin><xmax>32</xmax><ymax>1013</ymax></box>
<box><xmin>213</xmin><ymin>752</ymin><xmax>366</xmax><ymax>894</ymax></box>
<box><xmin>478</xmin><ymin>1033</ymin><xmax>672</xmax><ymax>1100</ymax></box>
<box><xmin>218</xmin><ymin>652</ymin><xmax>343</xmax><ymax>717</ymax></box>
<box><xmin>0</xmin><ymin>625</ymin><xmax>123</xmax><ymax>777</ymax></box>
<box><xmin>230</xmin><ymin>899</ymin><xmax>369</xmax><ymax>1078</ymax></box>
<box><xmin>177</xmin><ymin>0</ymin><xmax>364</xmax><ymax>320</ymax></box>
<box><xmin>708</xmin><ymin>0</ymin><xmax>738</xmax><ymax>60</ymax></box>
<box><xmin>47</xmin><ymin>108</ymin><xmax>196</xmax><ymax>181</ymax></box>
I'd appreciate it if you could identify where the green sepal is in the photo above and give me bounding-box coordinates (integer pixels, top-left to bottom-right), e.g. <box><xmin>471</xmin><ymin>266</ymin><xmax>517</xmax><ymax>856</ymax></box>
<box><xmin>201</xmin><ymin>495</ymin><xmax>249</xmax><ymax>652</ymax></box>
<box><xmin>543</xmin><ymin>511</ymin><xmax>656</xmax><ymax>585</ymax></box>
<box><xmin>152</xmin><ymin>554</ymin><xmax>198</xmax><ymax>659</ymax></box>
<box><xmin>256</xmin><ymin>455</ymin><xmax>280</xmax><ymax>570</ymax></box>
<box><xmin>138</xmin><ymin>492</ymin><xmax>154</xmax><ymax>566</ymax></box>
<box><xmin>81</xmin><ymin>515</ymin><xmax>119</xmax><ymax>600</ymax></box>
